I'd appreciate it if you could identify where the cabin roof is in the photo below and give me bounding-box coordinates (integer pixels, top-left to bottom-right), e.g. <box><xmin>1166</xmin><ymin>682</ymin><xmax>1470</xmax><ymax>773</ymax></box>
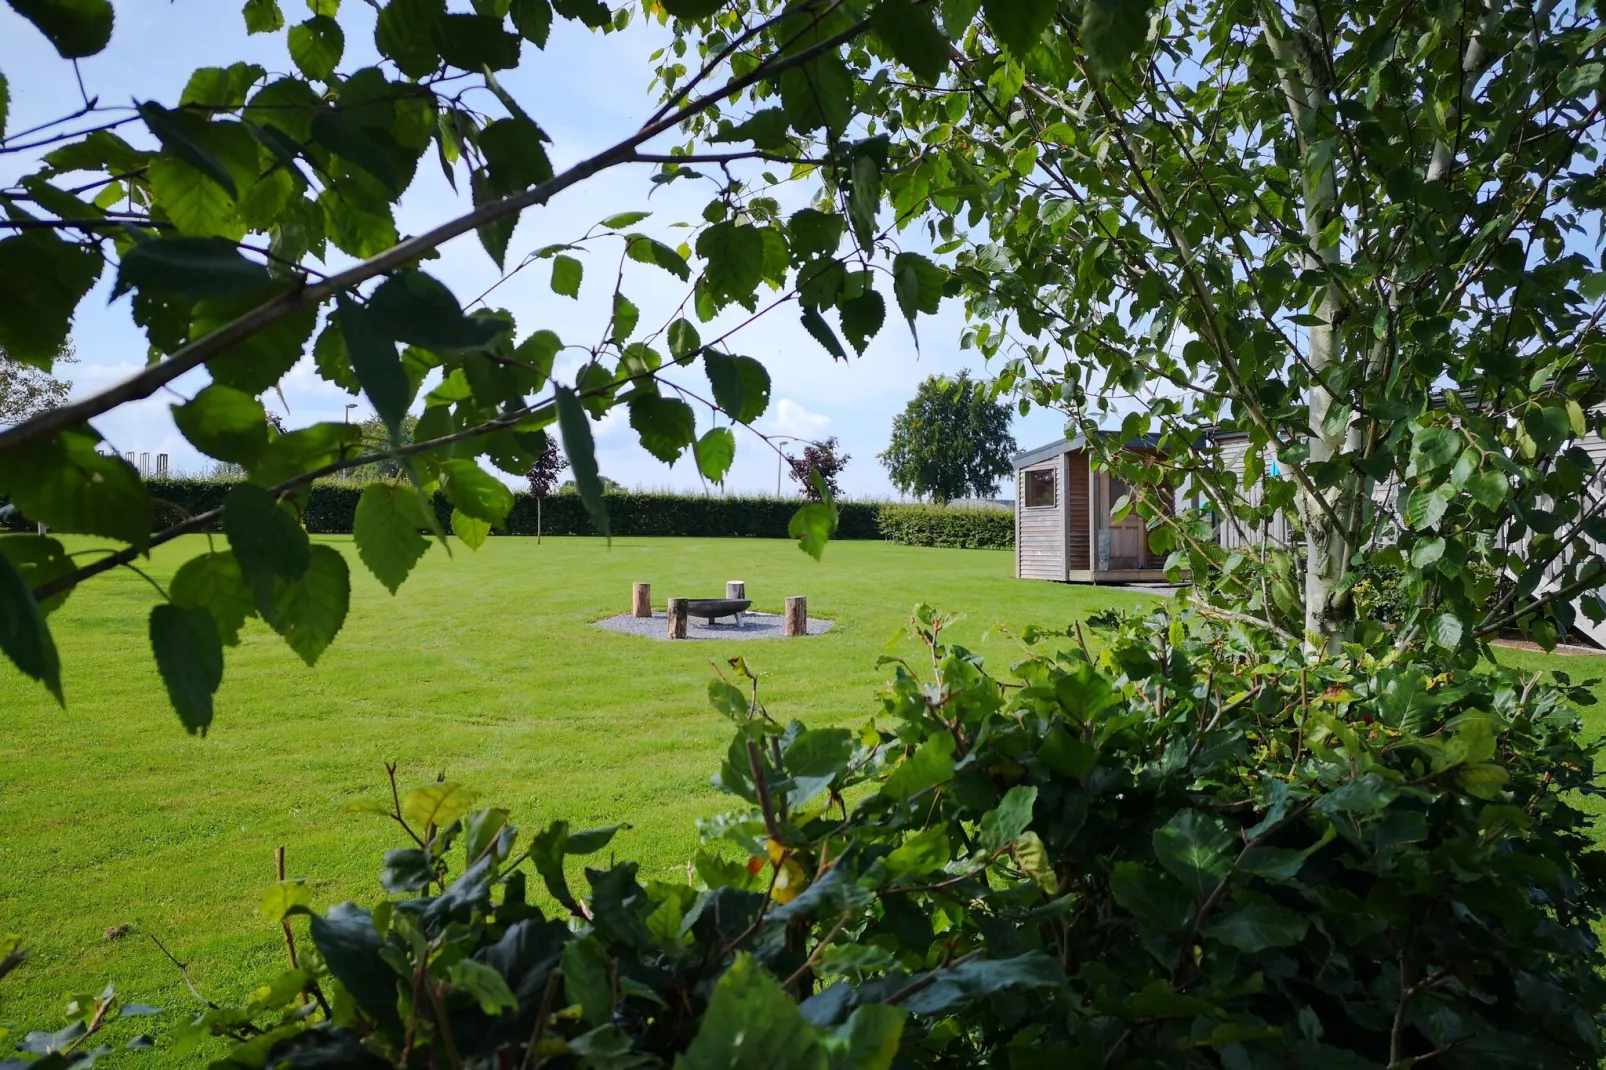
<box><xmin>1011</xmin><ymin>431</ymin><xmax>1165</xmax><ymax>470</ymax></box>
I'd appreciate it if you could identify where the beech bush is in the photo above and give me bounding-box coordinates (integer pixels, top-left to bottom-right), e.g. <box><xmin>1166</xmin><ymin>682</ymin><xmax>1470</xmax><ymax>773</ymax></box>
<box><xmin>141</xmin><ymin>604</ymin><xmax>1606</xmax><ymax>1069</ymax></box>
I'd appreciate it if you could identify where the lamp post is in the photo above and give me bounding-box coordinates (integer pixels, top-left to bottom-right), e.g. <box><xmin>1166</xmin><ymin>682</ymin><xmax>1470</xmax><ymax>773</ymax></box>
<box><xmin>773</xmin><ymin>436</ymin><xmax>801</xmax><ymax>498</ymax></box>
<box><xmin>344</xmin><ymin>403</ymin><xmax>357</xmax><ymax>423</ymax></box>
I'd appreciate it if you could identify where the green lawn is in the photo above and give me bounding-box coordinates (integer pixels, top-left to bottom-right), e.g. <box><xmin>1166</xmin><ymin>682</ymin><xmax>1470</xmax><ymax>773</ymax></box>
<box><xmin>0</xmin><ymin>535</ymin><xmax>1157</xmax><ymax>1051</ymax></box>
<box><xmin>3</xmin><ymin>534</ymin><xmax>1604</xmax><ymax>1061</ymax></box>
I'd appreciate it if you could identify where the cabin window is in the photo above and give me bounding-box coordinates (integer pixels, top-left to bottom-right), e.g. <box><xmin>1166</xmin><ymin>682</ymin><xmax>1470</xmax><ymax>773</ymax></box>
<box><xmin>1024</xmin><ymin>469</ymin><xmax>1055</xmax><ymax>507</ymax></box>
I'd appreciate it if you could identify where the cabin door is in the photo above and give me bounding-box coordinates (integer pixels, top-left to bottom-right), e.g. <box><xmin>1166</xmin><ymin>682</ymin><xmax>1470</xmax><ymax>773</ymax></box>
<box><xmin>1102</xmin><ymin>473</ymin><xmax>1145</xmax><ymax>569</ymax></box>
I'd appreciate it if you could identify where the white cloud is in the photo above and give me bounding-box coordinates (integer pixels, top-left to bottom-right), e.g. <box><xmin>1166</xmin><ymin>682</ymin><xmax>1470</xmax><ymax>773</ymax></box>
<box><xmin>761</xmin><ymin>399</ymin><xmax>831</xmax><ymax>440</ymax></box>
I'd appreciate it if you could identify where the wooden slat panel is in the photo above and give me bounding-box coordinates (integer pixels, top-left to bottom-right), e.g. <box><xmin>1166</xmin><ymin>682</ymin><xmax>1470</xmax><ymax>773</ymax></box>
<box><xmin>1068</xmin><ymin>450</ymin><xmax>1090</xmax><ymax>570</ymax></box>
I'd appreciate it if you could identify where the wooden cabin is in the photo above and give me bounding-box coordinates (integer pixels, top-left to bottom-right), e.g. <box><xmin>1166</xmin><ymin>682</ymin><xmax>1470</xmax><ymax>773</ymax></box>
<box><xmin>1012</xmin><ymin>435</ymin><xmax>1172</xmax><ymax>583</ymax></box>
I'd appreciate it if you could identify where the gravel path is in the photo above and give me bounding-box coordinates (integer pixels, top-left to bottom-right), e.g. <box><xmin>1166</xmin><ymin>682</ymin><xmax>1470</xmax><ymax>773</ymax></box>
<box><xmin>592</xmin><ymin>611</ymin><xmax>834</xmax><ymax>641</ymax></box>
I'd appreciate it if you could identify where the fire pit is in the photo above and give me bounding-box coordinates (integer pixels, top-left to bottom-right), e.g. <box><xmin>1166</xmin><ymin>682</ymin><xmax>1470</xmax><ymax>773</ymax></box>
<box><xmin>683</xmin><ymin>598</ymin><xmax>752</xmax><ymax>626</ymax></box>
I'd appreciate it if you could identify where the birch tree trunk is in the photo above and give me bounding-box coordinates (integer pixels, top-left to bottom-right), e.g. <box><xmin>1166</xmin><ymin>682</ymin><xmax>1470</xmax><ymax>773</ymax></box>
<box><xmin>1262</xmin><ymin>3</ymin><xmax>1356</xmax><ymax>652</ymax></box>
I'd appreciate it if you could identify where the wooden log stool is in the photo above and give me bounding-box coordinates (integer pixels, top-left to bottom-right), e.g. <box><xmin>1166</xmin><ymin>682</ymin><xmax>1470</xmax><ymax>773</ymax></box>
<box><xmin>784</xmin><ymin>596</ymin><xmax>807</xmax><ymax>637</ymax></box>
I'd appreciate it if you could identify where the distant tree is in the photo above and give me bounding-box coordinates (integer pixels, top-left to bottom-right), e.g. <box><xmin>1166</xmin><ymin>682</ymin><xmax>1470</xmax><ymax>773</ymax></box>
<box><xmin>345</xmin><ymin>415</ymin><xmax>418</xmax><ymax>482</ymax></box>
<box><xmin>558</xmin><ymin>475</ymin><xmax>625</xmax><ymax>495</ymax></box>
<box><xmin>525</xmin><ymin>436</ymin><xmax>568</xmax><ymax>544</ymax></box>
<box><xmin>0</xmin><ymin>345</ymin><xmax>76</xmax><ymax>426</ymax></box>
<box><xmin>879</xmin><ymin>373</ymin><xmax>1016</xmax><ymax>504</ymax></box>
<box><xmin>786</xmin><ymin>437</ymin><xmax>850</xmax><ymax>501</ymax></box>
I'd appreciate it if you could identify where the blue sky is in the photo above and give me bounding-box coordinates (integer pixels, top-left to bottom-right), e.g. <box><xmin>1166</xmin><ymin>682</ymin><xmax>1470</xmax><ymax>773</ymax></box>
<box><xmin>0</xmin><ymin>3</ymin><xmax>1070</xmax><ymax>498</ymax></box>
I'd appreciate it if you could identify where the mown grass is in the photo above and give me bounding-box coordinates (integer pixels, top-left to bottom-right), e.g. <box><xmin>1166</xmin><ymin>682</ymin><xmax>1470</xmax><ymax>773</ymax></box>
<box><xmin>2</xmin><ymin>534</ymin><xmax>1603</xmax><ymax>1063</ymax></box>
<box><xmin>0</xmin><ymin>535</ymin><xmax>1157</xmax><ymax>1056</ymax></box>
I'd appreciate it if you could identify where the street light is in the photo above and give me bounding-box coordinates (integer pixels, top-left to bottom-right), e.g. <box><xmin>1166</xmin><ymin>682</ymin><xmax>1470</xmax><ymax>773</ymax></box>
<box><xmin>344</xmin><ymin>403</ymin><xmax>358</xmax><ymax>423</ymax></box>
<box><xmin>773</xmin><ymin>436</ymin><xmax>802</xmax><ymax>498</ymax></box>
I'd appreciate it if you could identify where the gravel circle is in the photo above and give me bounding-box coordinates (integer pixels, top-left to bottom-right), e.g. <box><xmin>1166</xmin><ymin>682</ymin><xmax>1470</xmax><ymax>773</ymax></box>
<box><xmin>592</xmin><ymin>611</ymin><xmax>834</xmax><ymax>641</ymax></box>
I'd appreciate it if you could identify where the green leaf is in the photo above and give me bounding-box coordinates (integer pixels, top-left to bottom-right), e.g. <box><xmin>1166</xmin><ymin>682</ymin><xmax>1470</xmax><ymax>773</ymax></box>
<box><xmin>337</xmin><ymin>293</ymin><xmax>411</xmax><ymax>433</ymax></box>
<box><xmin>354</xmin><ymin>484</ymin><xmax>430</xmax><ymax>594</ymax></box>
<box><xmin>982</xmin><ymin>0</ymin><xmax>1055</xmax><ymax>55</ymax></box>
<box><xmin>552</xmin><ymin>254</ymin><xmax>584</xmax><ymax>298</ymax></box>
<box><xmin>447</xmin><ymin>958</ymin><xmax>519</xmax><ymax>1015</ymax></box>
<box><xmin>1466</xmin><ymin>469</ymin><xmax>1508</xmax><ymax>509</ymax></box>
<box><xmin>259</xmin><ymin>881</ymin><xmax>312</xmax><ymax>922</ymax></box>
<box><xmin>171</xmin><ymin>384</ymin><xmax>270</xmax><ymax>466</ymax></box>
<box><xmin>1012</xmin><ymin>831</ymin><xmax>1058</xmax><ymax>894</ymax></box>
<box><xmin>1404</xmin><ymin>485</ymin><xmax>1451</xmax><ymax>530</ymax></box>
<box><xmin>137</xmin><ymin>101</ymin><xmax>237</xmax><ymax>197</ymax></box>
<box><xmin>556</xmin><ymin>386</ymin><xmax>609</xmax><ymax>537</ymax></box>
<box><xmin>790</xmin><ymin>501</ymin><xmax>837</xmax><ymax>561</ymax></box>
<box><xmin>1429</xmin><ymin>612</ymin><xmax>1464</xmax><ymax>650</ymax></box>
<box><xmin>9</xmin><ymin>0</ymin><xmax>114</xmax><ymax>57</ymax></box>
<box><xmin>676</xmin><ymin>953</ymin><xmax>825</xmax><ymax>1070</ymax></box>
<box><xmin>892</xmin><ymin>252</ymin><xmax>944</xmax><ymax>336</ymax></box>
<box><xmin>668</xmin><ymin>318</ymin><xmax>701</xmax><ymax>361</ymax></box>
<box><xmin>0</xmin><ymin>229</ymin><xmax>104</xmax><ymax>366</ymax></box>
<box><xmin>0</xmin><ymin>552</ymin><xmax>63</xmax><ymax>705</ymax></box>
<box><xmin>1039</xmin><ymin>726</ymin><xmax>1096</xmax><ymax>779</ymax></box>
<box><xmin>779</xmin><ymin>55</ymin><xmax>854</xmax><ymax>136</ymax></box>
<box><xmin>628</xmin><ymin>395</ymin><xmax>696</xmax><ymax>464</ymax></box>
<box><xmin>194</xmin><ymin>297</ymin><xmax>318</xmax><ymax>396</ymax></box>
<box><xmin>310</xmin><ymin>108</ymin><xmax>402</xmax><ymax>196</ymax></box>
<box><xmin>289</xmin><ymin>14</ymin><xmax>344</xmax><ymax>80</ymax></box>
<box><xmin>452</xmin><ymin>508</ymin><xmax>491</xmax><ymax>550</ymax></box>
<box><xmin>3</xmin><ymin>427</ymin><xmax>150</xmax><ymax>546</ymax></box>
<box><xmin>308</xmin><ymin>905</ymin><xmax>401</xmax><ymax>1034</ymax></box>
<box><xmin>380</xmin><ymin>848</ymin><xmax>431</xmax><ymax>892</ymax></box>
<box><xmin>711</xmin><ymin>108</ymin><xmax>792</xmax><ymax>151</ymax></box>
<box><xmin>703</xmin><ymin>351</ymin><xmax>771</xmax><ymax>424</ymax></box>
<box><xmin>1152</xmin><ymin>810</ymin><xmax>1234</xmax><ymax>897</ymax></box>
<box><xmin>696</xmin><ymin>222</ymin><xmax>765</xmax><ymax>303</ymax></box>
<box><xmin>800</xmin><ymin>306</ymin><xmax>847</xmax><ymax>360</ymax></box>
<box><xmin>400</xmin><ymin>781</ymin><xmax>477</xmax><ymax>830</ymax></box>
<box><xmin>375</xmin><ymin>0</ymin><xmax>443</xmax><ymax>78</ymax></box>
<box><xmin>610</xmin><ymin>292</ymin><xmax>640</xmax><ymax>343</ymax></box>
<box><xmin>479</xmin><ymin>116</ymin><xmax>553</xmax><ymax>192</ymax></box>
<box><xmin>626</xmin><ymin>234</ymin><xmax>691</xmax><ymax>280</ymax></box>
<box><xmin>838</xmin><ymin>289</ymin><xmax>885</xmax><ymax>355</ymax></box>
<box><xmin>1205</xmin><ymin>898</ymin><xmax>1309</xmax><ymax>953</ymax></box>
<box><xmin>896</xmin><ymin>953</ymin><xmax>1063</xmax><ymax>1016</ymax></box>
<box><xmin>789</xmin><ymin>210</ymin><xmax>845</xmax><ymax>260</ymax></box>
<box><xmin>1109</xmin><ymin>860</ymin><xmax>1193</xmax><ymax>932</ymax></box>
<box><xmin>440</xmin><ymin>459</ymin><xmax>514</xmax><ymax>525</ymax></box>
<box><xmin>881</xmin><ymin>732</ymin><xmax>955</xmax><ymax>800</ymax></box>
<box><xmin>170</xmin><ymin>552</ymin><xmax>255</xmax><ymax>646</ymax></box>
<box><xmin>870</xmin><ymin>0</ymin><xmax>948</xmax><ymax>82</ymax></box>
<box><xmin>115</xmin><ymin>237</ymin><xmax>273</xmax><ymax>302</ymax></box>
<box><xmin>1410</xmin><ymin>425</ymin><xmax>1462</xmax><ymax>472</ymax></box>
<box><xmin>149</xmin><ymin>603</ymin><xmax>224</xmax><ymax>734</ymax></box>
<box><xmin>0</xmin><ymin>535</ymin><xmax>74</xmax><ymax>616</ymax></box>
<box><xmin>563</xmin><ymin>935</ymin><xmax>614</xmax><ymax>1025</ymax></box>
<box><xmin>262</xmin><ymin>543</ymin><xmax>350</xmax><ymax>665</ymax></box>
<box><xmin>470</xmin><ymin>167</ymin><xmax>516</xmax><ymax>269</ymax></box>
<box><xmin>224</xmin><ymin>483</ymin><xmax>310</xmax><ymax>586</ymax></box>
<box><xmin>661</xmin><ymin>0</ymin><xmax>725</xmax><ymax>16</ymax></box>
<box><xmin>0</xmin><ymin>73</ymin><xmax>10</xmax><ymax>139</ymax></box>
<box><xmin>978</xmin><ymin>785</ymin><xmax>1037</xmax><ymax>852</ymax></box>
<box><xmin>434</xmin><ymin>13</ymin><xmax>521</xmax><ymax>70</ymax></box>
<box><xmin>242</xmin><ymin>0</ymin><xmax>284</xmax><ymax>33</ymax></box>
<box><xmin>510</xmin><ymin>0</ymin><xmax>553</xmax><ymax>45</ymax></box>
<box><xmin>827</xmin><ymin>1004</ymin><xmax>906</xmax><ymax>1070</ymax></box>
<box><xmin>693</xmin><ymin>427</ymin><xmax>736</xmax><ymax>484</ymax></box>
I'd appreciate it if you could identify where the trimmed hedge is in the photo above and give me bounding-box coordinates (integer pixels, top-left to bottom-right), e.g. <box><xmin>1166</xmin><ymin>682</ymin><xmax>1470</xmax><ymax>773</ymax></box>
<box><xmin>875</xmin><ymin>503</ymin><xmax>1014</xmax><ymax>548</ymax></box>
<box><xmin>10</xmin><ymin>479</ymin><xmax>1016</xmax><ymax>547</ymax></box>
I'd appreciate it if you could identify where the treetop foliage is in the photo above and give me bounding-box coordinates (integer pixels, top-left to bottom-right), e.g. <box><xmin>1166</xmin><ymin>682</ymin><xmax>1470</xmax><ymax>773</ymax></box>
<box><xmin>879</xmin><ymin>372</ymin><xmax>1018</xmax><ymax>504</ymax></box>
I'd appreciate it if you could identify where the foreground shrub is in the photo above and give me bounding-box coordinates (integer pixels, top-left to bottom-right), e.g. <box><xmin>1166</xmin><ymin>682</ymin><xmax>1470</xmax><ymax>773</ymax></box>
<box><xmin>875</xmin><ymin>504</ymin><xmax>1014</xmax><ymax>549</ymax></box>
<box><xmin>136</xmin><ymin>606</ymin><xmax>1606</xmax><ymax>1067</ymax></box>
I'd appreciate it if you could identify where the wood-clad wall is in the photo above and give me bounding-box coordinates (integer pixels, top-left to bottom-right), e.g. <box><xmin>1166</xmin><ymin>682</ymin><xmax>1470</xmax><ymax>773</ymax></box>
<box><xmin>1067</xmin><ymin>449</ymin><xmax>1090</xmax><ymax>570</ymax></box>
<box><xmin>1016</xmin><ymin>460</ymin><xmax>1066</xmax><ymax>580</ymax></box>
